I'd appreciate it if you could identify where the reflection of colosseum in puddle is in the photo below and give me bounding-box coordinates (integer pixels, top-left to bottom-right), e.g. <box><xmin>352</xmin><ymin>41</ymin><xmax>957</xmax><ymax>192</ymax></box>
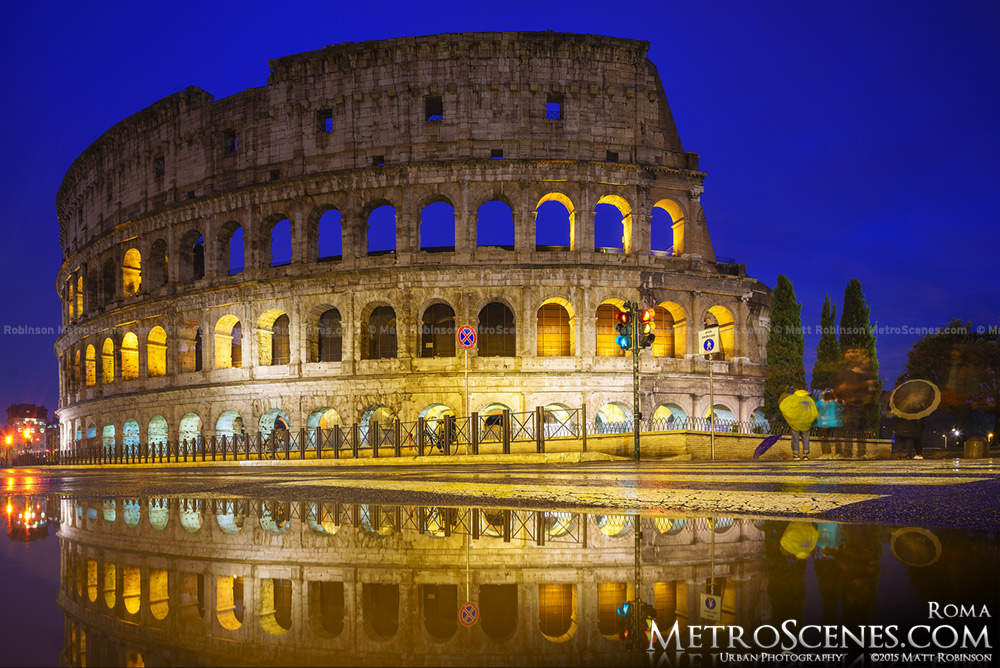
<box><xmin>58</xmin><ymin>499</ymin><xmax>768</xmax><ymax>666</ymax></box>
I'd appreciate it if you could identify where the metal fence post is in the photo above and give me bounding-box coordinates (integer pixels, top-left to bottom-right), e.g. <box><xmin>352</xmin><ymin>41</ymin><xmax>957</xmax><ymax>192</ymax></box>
<box><xmin>418</xmin><ymin>418</ymin><xmax>426</xmax><ymax>457</ymax></box>
<box><xmin>535</xmin><ymin>406</ymin><xmax>544</xmax><ymax>454</ymax></box>
<box><xmin>372</xmin><ymin>421</ymin><xmax>379</xmax><ymax>458</ymax></box>
<box><xmin>352</xmin><ymin>425</ymin><xmax>360</xmax><ymax>458</ymax></box>
<box><xmin>471</xmin><ymin>412</ymin><xmax>479</xmax><ymax>455</ymax></box>
<box><xmin>581</xmin><ymin>405</ymin><xmax>588</xmax><ymax>452</ymax></box>
<box><xmin>394</xmin><ymin>420</ymin><xmax>401</xmax><ymax>457</ymax></box>
<box><xmin>315</xmin><ymin>427</ymin><xmax>323</xmax><ymax>459</ymax></box>
<box><xmin>502</xmin><ymin>410</ymin><xmax>511</xmax><ymax>455</ymax></box>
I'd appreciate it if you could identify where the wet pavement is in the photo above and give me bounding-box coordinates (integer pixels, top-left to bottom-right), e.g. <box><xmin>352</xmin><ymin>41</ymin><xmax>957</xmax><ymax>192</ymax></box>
<box><xmin>5</xmin><ymin>458</ymin><xmax>1000</xmax><ymax>529</ymax></box>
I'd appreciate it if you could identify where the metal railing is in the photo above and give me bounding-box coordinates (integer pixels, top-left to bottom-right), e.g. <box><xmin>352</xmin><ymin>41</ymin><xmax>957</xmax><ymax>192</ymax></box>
<box><xmin>22</xmin><ymin>404</ymin><xmax>879</xmax><ymax>467</ymax></box>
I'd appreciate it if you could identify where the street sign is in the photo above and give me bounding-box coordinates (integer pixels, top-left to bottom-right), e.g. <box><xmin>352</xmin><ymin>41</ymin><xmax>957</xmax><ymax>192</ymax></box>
<box><xmin>698</xmin><ymin>326</ymin><xmax>720</xmax><ymax>357</ymax></box>
<box><xmin>459</xmin><ymin>601</ymin><xmax>479</xmax><ymax>626</ymax></box>
<box><xmin>700</xmin><ymin>593</ymin><xmax>721</xmax><ymax>622</ymax></box>
<box><xmin>458</xmin><ymin>325</ymin><xmax>476</xmax><ymax>349</ymax></box>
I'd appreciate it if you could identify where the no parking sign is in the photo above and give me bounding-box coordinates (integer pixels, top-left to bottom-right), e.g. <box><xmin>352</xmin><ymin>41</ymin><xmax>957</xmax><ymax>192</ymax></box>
<box><xmin>459</xmin><ymin>601</ymin><xmax>479</xmax><ymax>626</ymax></box>
<box><xmin>458</xmin><ymin>325</ymin><xmax>476</xmax><ymax>349</ymax></box>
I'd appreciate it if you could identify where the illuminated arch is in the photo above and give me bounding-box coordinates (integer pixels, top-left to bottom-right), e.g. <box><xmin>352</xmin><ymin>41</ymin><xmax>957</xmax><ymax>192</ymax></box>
<box><xmin>85</xmin><ymin>345</ymin><xmax>96</xmax><ymax>386</ymax></box>
<box><xmin>307</xmin><ymin>502</ymin><xmax>341</xmax><ymax>536</ymax></box>
<box><xmin>259</xmin><ymin>501</ymin><xmax>292</xmax><ymax>536</ymax></box>
<box><xmin>534</xmin><ymin>192</ymin><xmax>575</xmax><ymax>251</ymax></box>
<box><xmin>214</xmin><ymin>315</ymin><xmax>243</xmax><ymax>369</ymax></box>
<box><xmin>306</xmin><ymin>407</ymin><xmax>341</xmax><ymax>431</ymax></box>
<box><xmin>536</xmin><ymin>298</ymin><xmax>575</xmax><ymax>356</ymax></box>
<box><xmin>652</xmin><ymin>199</ymin><xmax>685</xmax><ymax>256</ymax></box>
<box><xmin>122</xmin><ymin>248</ymin><xmax>141</xmax><ymax>297</ymax></box>
<box><xmin>123</xmin><ymin>499</ymin><xmax>140</xmax><ymax>528</ymax></box>
<box><xmin>179</xmin><ymin>499</ymin><xmax>204</xmax><ymax>533</ymax></box>
<box><xmin>653</xmin><ymin>403</ymin><xmax>687</xmax><ymax>428</ymax></box>
<box><xmin>594</xmin><ymin>403</ymin><xmax>632</xmax><ymax>433</ymax></box>
<box><xmin>215</xmin><ymin>411</ymin><xmax>245</xmax><ymax>440</ymax></box>
<box><xmin>705</xmin><ymin>305</ymin><xmax>735</xmax><ymax>360</ymax></box>
<box><xmin>595</xmin><ymin>515</ymin><xmax>633</xmax><ymax>537</ymax></box>
<box><xmin>216</xmin><ymin>501</ymin><xmax>245</xmax><ymax>535</ymax></box>
<box><xmin>653</xmin><ymin>301</ymin><xmax>687</xmax><ymax>358</ymax></box>
<box><xmin>146</xmin><ymin>326</ymin><xmax>167</xmax><ymax>377</ymax></box>
<box><xmin>257</xmin><ymin>309</ymin><xmax>290</xmax><ymax>366</ymax></box>
<box><xmin>259</xmin><ymin>408</ymin><xmax>290</xmax><ymax>440</ymax></box>
<box><xmin>538</xmin><ymin>584</ymin><xmax>578</xmax><ymax>642</ymax></box>
<box><xmin>121</xmin><ymin>332</ymin><xmax>139</xmax><ymax>380</ymax></box>
<box><xmin>122</xmin><ymin>419</ymin><xmax>140</xmax><ymax>457</ymax></box>
<box><xmin>595</xmin><ymin>299</ymin><xmax>626</xmax><ymax>357</ymax></box>
<box><xmin>148</xmin><ymin>498</ymin><xmax>168</xmax><ymax>530</ymax></box>
<box><xmin>596</xmin><ymin>194</ymin><xmax>633</xmax><ymax>253</ymax></box>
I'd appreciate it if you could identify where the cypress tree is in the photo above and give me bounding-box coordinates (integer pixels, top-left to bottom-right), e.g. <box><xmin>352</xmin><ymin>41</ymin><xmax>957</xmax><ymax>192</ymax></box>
<box><xmin>838</xmin><ymin>279</ymin><xmax>882</xmax><ymax>429</ymax></box>
<box><xmin>811</xmin><ymin>295</ymin><xmax>841</xmax><ymax>392</ymax></box>
<box><xmin>763</xmin><ymin>274</ymin><xmax>806</xmax><ymax>421</ymax></box>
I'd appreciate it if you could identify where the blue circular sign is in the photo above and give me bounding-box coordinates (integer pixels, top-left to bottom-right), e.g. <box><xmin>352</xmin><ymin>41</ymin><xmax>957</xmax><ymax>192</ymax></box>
<box><xmin>458</xmin><ymin>325</ymin><xmax>476</xmax><ymax>349</ymax></box>
<box><xmin>705</xmin><ymin>596</ymin><xmax>717</xmax><ymax>610</ymax></box>
<box><xmin>703</xmin><ymin>339</ymin><xmax>715</xmax><ymax>352</ymax></box>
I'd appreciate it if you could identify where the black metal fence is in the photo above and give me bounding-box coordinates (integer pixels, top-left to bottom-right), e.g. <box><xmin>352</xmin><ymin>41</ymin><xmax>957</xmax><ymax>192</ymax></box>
<box><xmin>10</xmin><ymin>406</ymin><xmax>878</xmax><ymax>467</ymax></box>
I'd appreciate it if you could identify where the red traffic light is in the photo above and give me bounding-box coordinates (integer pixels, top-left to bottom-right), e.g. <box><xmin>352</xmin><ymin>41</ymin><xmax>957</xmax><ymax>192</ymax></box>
<box><xmin>616</xmin><ymin>310</ymin><xmax>630</xmax><ymax>325</ymax></box>
<box><xmin>640</xmin><ymin>308</ymin><xmax>655</xmax><ymax>323</ymax></box>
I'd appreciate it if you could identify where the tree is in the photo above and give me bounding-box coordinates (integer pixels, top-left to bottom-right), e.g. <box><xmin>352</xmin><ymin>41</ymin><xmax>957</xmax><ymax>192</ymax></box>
<box><xmin>763</xmin><ymin>274</ymin><xmax>805</xmax><ymax>421</ymax></box>
<box><xmin>898</xmin><ymin>319</ymin><xmax>1000</xmax><ymax>438</ymax></box>
<box><xmin>811</xmin><ymin>295</ymin><xmax>841</xmax><ymax>392</ymax></box>
<box><xmin>838</xmin><ymin>279</ymin><xmax>882</xmax><ymax>430</ymax></box>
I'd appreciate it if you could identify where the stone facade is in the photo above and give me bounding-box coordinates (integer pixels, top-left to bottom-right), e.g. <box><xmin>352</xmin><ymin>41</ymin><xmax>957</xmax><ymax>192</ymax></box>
<box><xmin>54</xmin><ymin>32</ymin><xmax>771</xmax><ymax>450</ymax></box>
<box><xmin>58</xmin><ymin>498</ymin><xmax>769</xmax><ymax>665</ymax></box>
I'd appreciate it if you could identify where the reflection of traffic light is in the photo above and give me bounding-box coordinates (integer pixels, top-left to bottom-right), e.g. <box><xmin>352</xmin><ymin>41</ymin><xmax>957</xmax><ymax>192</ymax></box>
<box><xmin>615</xmin><ymin>309</ymin><xmax>632</xmax><ymax>350</ymax></box>
<box><xmin>616</xmin><ymin>599</ymin><xmax>657</xmax><ymax>645</ymax></box>
<box><xmin>639</xmin><ymin>308</ymin><xmax>656</xmax><ymax>348</ymax></box>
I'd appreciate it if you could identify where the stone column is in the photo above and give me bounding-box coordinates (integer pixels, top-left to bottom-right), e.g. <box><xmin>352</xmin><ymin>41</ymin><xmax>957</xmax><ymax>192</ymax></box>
<box><xmin>456</xmin><ymin>184</ymin><xmax>472</xmax><ymax>253</ymax></box>
<box><xmin>515</xmin><ymin>188</ymin><xmax>532</xmax><ymax>253</ymax></box>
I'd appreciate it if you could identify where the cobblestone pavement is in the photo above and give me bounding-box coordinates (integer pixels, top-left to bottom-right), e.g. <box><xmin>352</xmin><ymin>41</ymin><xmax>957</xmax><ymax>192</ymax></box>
<box><xmin>5</xmin><ymin>459</ymin><xmax>999</xmax><ymax>529</ymax></box>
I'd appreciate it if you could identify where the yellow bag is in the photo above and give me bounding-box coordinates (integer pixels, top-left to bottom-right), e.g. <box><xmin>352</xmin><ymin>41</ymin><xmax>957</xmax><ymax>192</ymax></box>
<box><xmin>780</xmin><ymin>522</ymin><xmax>819</xmax><ymax>560</ymax></box>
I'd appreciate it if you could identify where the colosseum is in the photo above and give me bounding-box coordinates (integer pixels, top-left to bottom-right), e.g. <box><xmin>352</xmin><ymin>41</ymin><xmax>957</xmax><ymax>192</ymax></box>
<box><xmin>57</xmin><ymin>497</ymin><xmax>769</xmax><ymax>665</ymax></box>
<box><xmin>54</xmin><ymin>32</ymin><xmax>772</xmax><ymax>453</ymax></box>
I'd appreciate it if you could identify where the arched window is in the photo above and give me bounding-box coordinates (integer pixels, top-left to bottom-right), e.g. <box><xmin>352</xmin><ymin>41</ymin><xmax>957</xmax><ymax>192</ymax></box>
<box><xmin>480</xmin><ymin>584</ymin><xmax>517</xmax><ymax>640</ymax></box>
<box><xmin>364</xmin><ymin>306</ymin><xmax>396</xmax><ymax>359</ymax></box>
<box><xmin>367</xmin><ymin>205</ymin><xmax>396</xmax><ymax>256</ymax></box>
<box><xmin>178</xmin><ymin>321</ymin><xmax>201</xmax><ymax>373</ymax></box>
<box><xmin>537</xmin><ymin>302</ymin><xmax>572</xmax><ymax>356</ymax></box>
<box><xmin>478</xmin><ymin>302</ymin><xmax>515</xmax><ymax>357</ymax></box>
<box><xmin>317</xmin><ymin>309</ymin><xmax>342</xmax><ymax>362</ymax></box>
<box><xmin>652</xmin><ymin>302</ymin><xmax>687</xmax><ymax>358</ymax></box>
<box><xmin>260</xmin><ymin>578</ymin><xmax>292</xmax><ymax>634</ymax></box>
<box><xmin>259</xmin><ymin>408</ymin><xmax>290</xmax><ymax>440</ymax></box>
<box><xmin>217</xmin><ymin>576</ymin><xmax>245</xmax><ymax>630</ymax></box>
<box><xmin>122</xmin><ymin>248</ymin><xmax>141</xmax><ymax>297</ymax></box>
<box><xmin>178</xmin><ymin>413</ymin><xmax>202</xmax><ymax>445</ymax></box>
<box><xmin>706</xmin><ymin>404</ymin><xmax>735</xmax><ymax>432</ymax></box>
<box><xmin>595</xmin><ymin>195</ymin><xmax>632</xmax><ymax>253</ymax></box>
<box><xmin>363</xmin><ymin>583</ymin><xmax>399</xmax><ymax>639</ymax></box>
<box><xmin>476</xmin><ymin>200</ymin><xmax>514</xmax><ymax>249</ymax></box>
<box><xmin>76</xmin><ymin>275</ymin><xmax>84</xmax><ymax>316</ymax></box>
<box><xmin>312</xmin><ymin>581</ymin><xmax>344</xmax><ymax>636</ymax></box>
<box><xmin>653</xmin><ymin>404</ymin><xmax>687</xmax><ymax>428</ymax></box>
<box><xmin>597</xmin><ymin>583</ymin><xmax>627</xmax><ymax>636</ymax></box>
<box><xmin>652</xmin><ymin>199</ymin><xmax>685</xmax><ymax>256</ymax></box>
<box><xmin>257</xmin><ymin>310</ymin><xmax>290</xmax><ymax>366</ymax></box>
<box><xmin>218</xmin><ymin>223</ymin><xmax>244</xmax><ymax>275</ymax></box>
<box><xmin>101</xmin><ymin>258</ymin><xmax>116</xmax><ymax>306</ymax></box>
<box><xmin>147</xmin><ymin>326</ymin><xmax>167</xmax><ymax>377</ymax></box>
<box><xmin>148</xmin><ymin>416</ymin><xmax>168</xmax><ymax>449</ymax></box>
<box><xmin>101</xmin><ymin>338</ymin><xmax>115</xmax><ymax>384</ymax></box>
<box><xmin>123</xmin><ymin>419</ymin><xmax>140</xmax><ymax>458</ymax></box>
<box><xmin>538</xmin><ymin>584</ymin><xmax>577</xmax><ymax>641</ymax></box>
<box><xmin>269</xmin><ymin>218</ymin><xmax>292</xmax><ymax>267</ymax></box>
<box><xmin>307</xmin><ymin>408</ymin><xmax>341</xmax><ymax>431</ymax></box>
<box><xmin>215</xmin><ymin>411</ymin><xmax>244</xmax><ymax>440</ymax></box>
<box><xmin>73</xmin><ymin>349</ymin><xmax>81</xmax><ymax>391</ymax></box>
<box><xmin>149</xmin><ymin>239</ymin><xmax>168</xmax><ymax>287</ymax></box>
<box><xmin>318</xmin><ymin>210</ymin><xmax>342</xmax><ymax>261</ymax></box>
<box><xmin>421</xmin><ymin>303</ymin><xmax>456</xmax><ymax>357</ymax></box>
<box><xmin>420</xmin><ymin>201</ymin><xmax>456</xmax><ymax>252</ymax></box>
<box><xmin>179</xmin><ymin>231</ymin><xmax>204</xmax><ymax>282</ymax></box>
<box><xmin>121</xmin><ymin>332</ymin><xmax>139</xmax><ymax>380</ymax></box>
<box><xmin>595</xmin><ymin>302</ymin><xmax>625</xmax><ymax>357</ymax></box>
<box><xmin>705</xmin><ymin>306</ymin><xmax>735</xmax><ymax>360</ymax></box>
<box><xmin>422</xmin><ymin>584</ymin><xmax>458</xmax><ymax>639</ymax></box>
<box><xmin>595</xmin><ymin>403</ymin><xmax>632</xmax><ymax>433</ymax></box>
<box><xmin>85</xmin><ymin>345</ymin><xmax>96</xmax><ymax>387</ymax></box>
<box><xmin>534</xmin><ymin>194</ymin><xmax>574</xmax><ymax>250</ymax></box>
<box><xmin>214</xmin><ymin>316</ymin><xmax>242</xmax><ymax>369</ymax></box>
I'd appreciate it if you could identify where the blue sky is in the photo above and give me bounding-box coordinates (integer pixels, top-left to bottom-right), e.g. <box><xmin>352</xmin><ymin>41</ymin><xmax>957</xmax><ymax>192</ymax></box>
<box><xmin>1</xmin><ymin>1</ymin><xmax>998</xmax><ymax>418</ymax></box>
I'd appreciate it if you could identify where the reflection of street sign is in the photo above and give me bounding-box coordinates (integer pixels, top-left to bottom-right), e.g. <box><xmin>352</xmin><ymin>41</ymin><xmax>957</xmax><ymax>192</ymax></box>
<box><xmin>698</xmin><ymin>327</ymin><xmax>720</xmax><ymax>357</ymax></box>
<box><xmin>700</xmin><ymin>593</ymin><xmax>721</xmax><ymax>621</ymax></box>
<box><xmin>460</xmin><ymin>601</ymin><xmax>479</xmax><ymax>626</ymax></box>
<box><xmin>458</xmin><ymin>325</ymin><xmax>476</xmax><ymax>349</ymax></box>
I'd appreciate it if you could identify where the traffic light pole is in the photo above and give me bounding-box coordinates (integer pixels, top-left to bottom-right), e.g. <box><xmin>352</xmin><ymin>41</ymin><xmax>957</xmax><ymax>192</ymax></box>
<box><xmin>632</xmin><ymin>305</ymin><xmax>641</xmax><ymax>462</ymax></box>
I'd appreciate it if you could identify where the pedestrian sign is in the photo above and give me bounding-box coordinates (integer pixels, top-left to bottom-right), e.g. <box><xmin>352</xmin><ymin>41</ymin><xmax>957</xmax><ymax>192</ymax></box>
<box><xmin>698</xmin><ymin>326</ymin><xmax>720</xmax><ymax>357</ymax></box>
<box><xmin>459</xmin><ymin>601</ymin><xmax>479</xmax><ymax>626</ymax></box>
<box><xmin>700</xmin><ymin>593</ymin><xmax>721</xmax><ymax>621</ymax></box>
<box><xmin>458</xmin><ymin>325</ymin><xmax>476</xmax><ymax>349</ymax></box>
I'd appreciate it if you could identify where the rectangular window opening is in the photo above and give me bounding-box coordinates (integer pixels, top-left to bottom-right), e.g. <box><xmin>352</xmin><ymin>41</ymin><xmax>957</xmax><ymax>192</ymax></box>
<box><xmin>373</xmin><ymin>156</ymin><xmax>385</xmax><ymax>167</ymax></box>
<box><xmin>545</xmin><ymin>94</ymin><xmax>563</xmax><ymax>120</ymax></box>
<box><xmin>606</xmin><ymin>151</ymin><xmax>619</xmax><ymax>162</ymax></box>
<box><xmin>269</xmin><ymin>169</ymin><xmax>280</xmax><ymax>182</ymax></box>
<box><xmin>153</xmin><ymin>156</ymin><xmax>165</xmax><ymax>180</ymax></box>
<box><xmin>425</xmin><ymin>95</ymin><xmax>444</xmax><ymax>122</ymax></box>
<box><xmin>317</xmin><ymin>109</ymin><xmax>333</xmax><ymax>133</ymax></box>
<box><xmin>224</xmin><ymin>131</ymin><xmax>237</xmax><ymax>155</ymax></box>
<box><xmin>490</xmin><ymin>149</ymin><xmax>504</xmax><ymax>159</ymax></box>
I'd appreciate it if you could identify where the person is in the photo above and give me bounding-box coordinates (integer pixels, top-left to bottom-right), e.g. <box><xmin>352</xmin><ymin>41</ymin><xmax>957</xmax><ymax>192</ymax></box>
<box><xmin>815</xmin><ymin>389</ymin><xmax>844</xmax><ymax>458</ymax></box>
<box><xmin>893</xmin><ymin>416</ymin><xmax>925</xmax><ymax>460</ymax></box>
<box><xmin>833</xmin><ymin>348</ymin><xmax>877</xmax><ymax>459</ymax></box>
<box><xmin>780</xmin><ymin>384</ymin><xmax>819</xmax><ymax>460</ymax></box>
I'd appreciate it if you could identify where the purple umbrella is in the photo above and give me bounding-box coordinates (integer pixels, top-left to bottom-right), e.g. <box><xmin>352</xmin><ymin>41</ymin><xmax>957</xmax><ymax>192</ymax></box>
<box><xmin>753</xmin><ymin>434</ymin><xmax>783</xmax><ymax>460</ymax></box>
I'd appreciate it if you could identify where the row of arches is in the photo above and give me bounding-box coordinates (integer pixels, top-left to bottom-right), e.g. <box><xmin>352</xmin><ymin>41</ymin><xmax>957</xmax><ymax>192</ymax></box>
<box><xmin>62</xmin><ymin>193</ymin><xmax>689</xmax><ymax>323</ymax></box>
<box><xmin>62</xmin><ymin>298</ymin><xmax>736</xmax><ymax>394</ymax></box>
<box><xmin>71</xmin><ymin>398</ymin><xmax>767</xmax><ymax>452</ymax></box>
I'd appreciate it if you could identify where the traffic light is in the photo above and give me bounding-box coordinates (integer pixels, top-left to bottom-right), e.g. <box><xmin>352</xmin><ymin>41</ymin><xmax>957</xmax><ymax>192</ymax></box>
<box><xmin>639</xmin><ymin>308</ymin><xmax>656</xmax><ymax>348</ymax></box>
<box><xmin>615</xmin><ymin>309</ymin><xmax>632</xmax><ymax>350</ymax></box>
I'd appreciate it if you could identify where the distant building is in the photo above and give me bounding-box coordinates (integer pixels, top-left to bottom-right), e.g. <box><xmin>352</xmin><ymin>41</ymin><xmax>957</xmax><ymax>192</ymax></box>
<box><xmin>5</xmin><ymin>404</ymin><xmax>51</xmax><ymax>451</ymax></box>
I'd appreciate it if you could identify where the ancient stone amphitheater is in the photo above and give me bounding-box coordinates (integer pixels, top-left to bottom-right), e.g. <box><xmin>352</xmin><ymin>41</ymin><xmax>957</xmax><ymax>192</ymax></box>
<box><xmin>54</xmin><ymin>32</ymin><xmax>771</xmax><ymax>452</ymax></box>
<box><xmin>57</xmin><ymin>497</ymin><xmax>768</xmax><ymax>665</ymax></box>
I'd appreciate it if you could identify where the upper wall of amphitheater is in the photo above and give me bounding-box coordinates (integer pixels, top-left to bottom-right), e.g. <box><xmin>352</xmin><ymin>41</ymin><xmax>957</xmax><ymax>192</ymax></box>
<box><xmin>56</xmin><ymin>32</ymin><xmax>697</xmax><ymax>257</ymax></box>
